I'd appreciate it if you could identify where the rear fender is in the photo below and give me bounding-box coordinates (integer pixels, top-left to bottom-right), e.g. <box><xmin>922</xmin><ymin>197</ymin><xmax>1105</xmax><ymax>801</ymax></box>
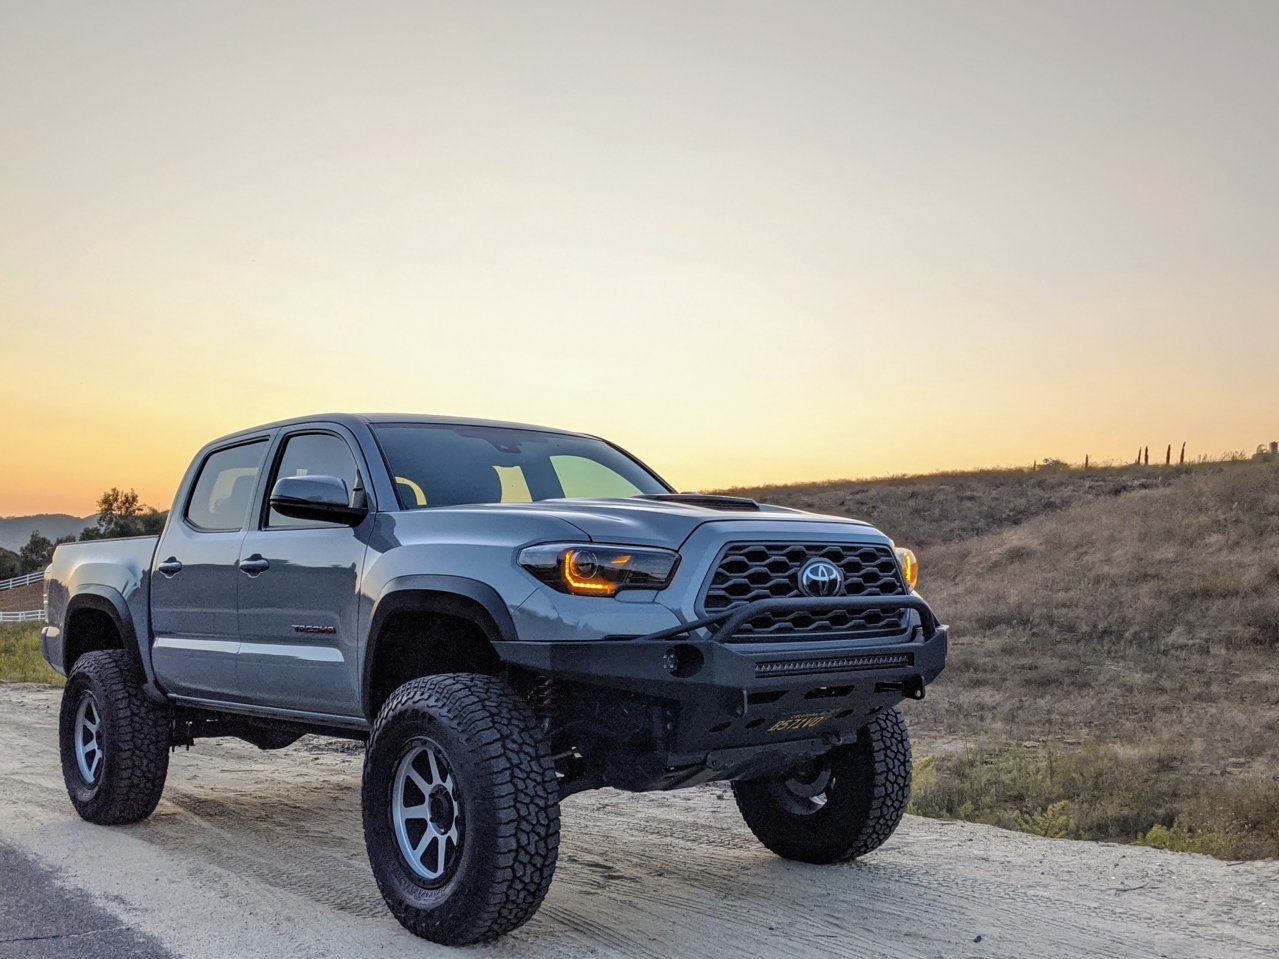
<box><xmin>63</xmin><ymin>588</ymin><xmax>163</xmax><ymax>701</ymax></box>
<box><xmin>62</xmin><ymin>585</ymin><xmax>147</xmax><ymax>685</ymax></box>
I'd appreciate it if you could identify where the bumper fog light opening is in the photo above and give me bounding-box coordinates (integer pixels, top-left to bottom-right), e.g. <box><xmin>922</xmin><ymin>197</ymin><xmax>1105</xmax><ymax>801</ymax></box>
<box><xmin>662</xmin><ymin>644</ymin><xmax>704</xmax><ymax>679</ymax></box>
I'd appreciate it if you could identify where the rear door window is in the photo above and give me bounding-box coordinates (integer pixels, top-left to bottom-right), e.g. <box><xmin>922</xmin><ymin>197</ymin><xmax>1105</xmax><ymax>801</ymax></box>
<box><xmin>186</xmin><ymin>441</ymin><xmax>268</xmax><ymax>531</ymax></box>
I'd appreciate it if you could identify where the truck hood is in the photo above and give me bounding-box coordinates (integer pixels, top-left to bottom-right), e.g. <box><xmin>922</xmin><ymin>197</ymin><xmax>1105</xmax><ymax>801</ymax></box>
<box><xmin>409</xmin><ymin>497</ymin><xmax>876</xmax><ymax>548</ymax></box>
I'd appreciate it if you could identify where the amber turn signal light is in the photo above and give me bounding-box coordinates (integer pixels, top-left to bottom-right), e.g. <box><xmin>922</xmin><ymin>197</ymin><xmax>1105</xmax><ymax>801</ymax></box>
<box><xmin>895</xmin><ymin>547</ymin><xmax>919</xmax><ymax>590</ymax></box>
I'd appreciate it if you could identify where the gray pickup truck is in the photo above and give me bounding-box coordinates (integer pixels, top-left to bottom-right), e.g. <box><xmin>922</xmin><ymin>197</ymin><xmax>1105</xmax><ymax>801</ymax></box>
<box><xmin>42</xmin><ymin>413</ymin><xmax>947</xmax><ymax>945</ymax></box>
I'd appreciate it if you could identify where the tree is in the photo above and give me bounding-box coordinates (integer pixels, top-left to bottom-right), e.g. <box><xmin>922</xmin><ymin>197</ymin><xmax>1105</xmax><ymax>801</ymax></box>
<box><xmin>0</xmin><ymin>548</ymin><xmax>21</xmax><ymax>580</ymax></box>
<box><xmin>96</xmin><ymin>487</ymin><xmax>142</xmax><ymax>534</ymax></box>
<box><xmin>18</xmin><ymin>530</ymin><xmax>54</xmax><ymax>573</ymax></box>
<box><xmin>81</xmin><ymin>487</ymin><xmax>168</xmax><ymax>540</ymax></box>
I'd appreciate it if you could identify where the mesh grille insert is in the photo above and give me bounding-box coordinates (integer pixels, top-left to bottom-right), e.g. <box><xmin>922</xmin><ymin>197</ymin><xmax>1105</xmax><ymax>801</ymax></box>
<box><xmin>702</xmin><ymin>542</ymin><xmax>908</xmax><ymax>642</ymax></box>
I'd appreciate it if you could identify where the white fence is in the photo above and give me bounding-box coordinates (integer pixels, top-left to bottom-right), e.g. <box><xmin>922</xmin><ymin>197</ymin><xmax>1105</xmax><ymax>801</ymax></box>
<box><xmin>0</xmin><ymin>570</ymin><xmax>45</xmax><ymax>591</ymax></box>
<box><xmin>0</xmin><ymin>609</ymin><xmax>45</xmax><ymax>623</ymax></box>
<box><xmin>0</xmin><ymin>571</ymin><xmax>46</xmax><ymax>621</ymax></box>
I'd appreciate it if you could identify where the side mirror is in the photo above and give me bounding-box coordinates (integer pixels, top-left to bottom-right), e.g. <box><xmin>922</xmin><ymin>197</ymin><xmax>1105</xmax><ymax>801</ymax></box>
<box><xmin>269</xmin><ymin>475</ymin><xmax>367</xmax><ymax>525</ymax></box>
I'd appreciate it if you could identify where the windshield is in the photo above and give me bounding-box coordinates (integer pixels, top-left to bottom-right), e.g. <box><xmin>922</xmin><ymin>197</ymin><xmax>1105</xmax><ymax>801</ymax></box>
<box><xmin>372</xmin><ymin>424</ymin><xmax>671</xmax><ymax>509</ymax></box>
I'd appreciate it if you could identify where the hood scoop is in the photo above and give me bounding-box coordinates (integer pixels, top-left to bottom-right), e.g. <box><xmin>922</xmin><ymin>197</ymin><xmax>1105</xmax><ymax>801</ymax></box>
<box><xmin>636</xmin><ymin>493</ymin><xmax>761</xmax><ymax>512</ymax></box>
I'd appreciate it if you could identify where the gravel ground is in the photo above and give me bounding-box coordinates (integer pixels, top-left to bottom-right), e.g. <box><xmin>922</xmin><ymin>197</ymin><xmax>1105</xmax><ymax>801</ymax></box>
<box><xmin>1</xmin><ymin>684</ymin><xmax>1276</xmax><ymax>959</ymax></box>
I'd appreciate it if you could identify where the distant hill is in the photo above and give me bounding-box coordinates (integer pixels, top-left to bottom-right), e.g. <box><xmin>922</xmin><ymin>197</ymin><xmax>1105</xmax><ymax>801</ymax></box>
<box><xmin>0</xmin><ymin>514</ymin><xmax>97</xmax><ymax>552</ymax></box>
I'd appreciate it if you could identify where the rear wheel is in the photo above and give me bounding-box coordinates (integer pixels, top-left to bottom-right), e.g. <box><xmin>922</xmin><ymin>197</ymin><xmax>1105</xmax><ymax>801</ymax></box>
<box><xmin>59</xmin><ymin>650</ymin><xmax>170</xmax><ymax>825</ymax></box>
<box><xmin>732</xmin><ymin>706</ymin><xmax>912</xmax><ymax>863</ymax></box>
<box><xmin>362</xmin><ymin>673</ymin><xmax>560</xmax><ymax>945</ymax></box>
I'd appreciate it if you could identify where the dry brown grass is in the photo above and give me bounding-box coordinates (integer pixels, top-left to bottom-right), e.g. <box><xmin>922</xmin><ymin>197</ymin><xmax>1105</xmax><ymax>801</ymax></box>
<box><xmin>718</xmin><ymin>459</ymin><xmax>1279</xmax><ymax>858</ymax></box>
<box><xmin>720</xmin><ymin>465</ymin><xmax>1190</xmax><ymax>548</ymax></box>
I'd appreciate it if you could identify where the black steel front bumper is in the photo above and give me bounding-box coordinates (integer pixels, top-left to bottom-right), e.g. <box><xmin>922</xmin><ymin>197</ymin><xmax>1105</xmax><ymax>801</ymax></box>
<box><xmin>495</xmin><ymin>596</ymin><xmax>947</xmax><ymax>790</ymax></box>
<box><xmin>493</xmin><ymin>595</ymin><xmax>947</xmax><ymax>697</ymax></box>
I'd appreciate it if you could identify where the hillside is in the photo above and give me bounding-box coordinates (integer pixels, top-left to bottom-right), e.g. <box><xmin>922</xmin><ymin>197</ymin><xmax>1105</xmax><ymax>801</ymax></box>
<box><xmin>0</xmin><ymin>583</ymin><xmax>42</xmax><ymax>613</ymax></box>
<box><xmin>0</xmin><ymin>513</ymin><xmax>95</xmax><ymax>552</ymax></box>
<box><xmin>723</xmin><ymin>460</ymin><xmax>1279</xmax><ymax>857</ymax></box>
<box><xmin>721</xmin><ymin>465</ymin><xmax>1192</xmax><ymax>548</ymax></box>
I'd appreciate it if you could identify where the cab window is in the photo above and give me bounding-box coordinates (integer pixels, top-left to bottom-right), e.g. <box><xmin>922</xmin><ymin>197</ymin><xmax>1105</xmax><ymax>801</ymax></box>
<box><xmin>186</xmin><ymin>441</ymin><xmax>268</xmax><ymax>532</ymax></box>
<box><xmin>267</xmin><ymin>433</ymin><xmax>361</xmax><ymax>528</ymax></box>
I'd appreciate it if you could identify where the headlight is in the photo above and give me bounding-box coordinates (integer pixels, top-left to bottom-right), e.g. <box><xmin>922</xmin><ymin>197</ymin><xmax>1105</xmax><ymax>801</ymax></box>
<box><xmin>895</xmin><ymin>547</ymin><xmax>919</xmax><ymax>590</ymax></box>
<box><xmin>518</xmin><ymin>543</ymin><xmax>680</xmax><ymax>596</ymax></box>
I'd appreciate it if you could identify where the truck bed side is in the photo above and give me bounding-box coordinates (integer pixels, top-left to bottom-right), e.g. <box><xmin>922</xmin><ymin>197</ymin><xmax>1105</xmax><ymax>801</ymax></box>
<box><xmin>42</xmin><ymin>536</ymin><xmax>159</xmax><ymax>685</ymax></box>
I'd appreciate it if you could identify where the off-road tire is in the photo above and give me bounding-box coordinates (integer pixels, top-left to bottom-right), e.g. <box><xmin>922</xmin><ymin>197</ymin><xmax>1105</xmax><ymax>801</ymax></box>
<box><xmin>362</xmin><ymin>673</ymin><xmax>560</xmax><ymax>945</ymax></box>
<box><xmin>733</xmin><ymin>706</ymin><xmax>911</xmax><ymax>863</ymax></box>
<box><xmin>59</xmin><ymin>650</ymin><xmax>170</xmax><ymax>825</ymax></box>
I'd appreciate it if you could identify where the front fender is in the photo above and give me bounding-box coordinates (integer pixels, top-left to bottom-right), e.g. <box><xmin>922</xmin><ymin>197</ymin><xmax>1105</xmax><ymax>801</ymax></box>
<box><xmin>361</xmin><ymin>575</ymin><xmax>521</xmax><ymax>717</ymax></box>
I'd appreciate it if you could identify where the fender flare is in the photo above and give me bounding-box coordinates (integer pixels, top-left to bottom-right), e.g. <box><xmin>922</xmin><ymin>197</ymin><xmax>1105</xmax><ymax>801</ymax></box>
<box><xmin>64</xmin><ymin>587</ymin><xmax>147</xmax><ymax>682</ymax></box>
<box><xmin>362</xmin><ymin>575</ymin><xmax>518</xmax><ymax>718</ymax></box>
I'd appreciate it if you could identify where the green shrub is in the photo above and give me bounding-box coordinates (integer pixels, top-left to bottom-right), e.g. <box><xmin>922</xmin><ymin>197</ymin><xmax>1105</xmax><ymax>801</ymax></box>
<box><xmin>1136</xmin><ymin>819</ymin><xmax>1223</xmax><ymax>856</ymax></box>
<box><xmin>1017</xmin><ymin>800</ymin><xmax>1072</xmax><ymax>839</ymax></box>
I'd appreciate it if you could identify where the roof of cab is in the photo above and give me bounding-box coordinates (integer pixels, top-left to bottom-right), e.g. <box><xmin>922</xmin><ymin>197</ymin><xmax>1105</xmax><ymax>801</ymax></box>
<box><xmin>205</xmin><ymin>413</ymin><xmax>588</xmax><ymax>447</ymax></box>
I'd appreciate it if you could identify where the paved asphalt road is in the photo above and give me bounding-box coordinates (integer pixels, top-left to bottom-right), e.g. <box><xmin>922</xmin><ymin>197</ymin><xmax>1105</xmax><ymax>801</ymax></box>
<box><xmin>0</xmin><ymin>844</ymin><xmax>172</xmax><ymax>959</ymax></box>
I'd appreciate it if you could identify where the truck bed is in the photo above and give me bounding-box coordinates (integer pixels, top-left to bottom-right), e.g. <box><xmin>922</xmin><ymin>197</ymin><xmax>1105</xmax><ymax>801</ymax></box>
<box><xmin>43</xmin><ymin>535</ymin><xmax>158</xmax><ymax>676</ymax></box>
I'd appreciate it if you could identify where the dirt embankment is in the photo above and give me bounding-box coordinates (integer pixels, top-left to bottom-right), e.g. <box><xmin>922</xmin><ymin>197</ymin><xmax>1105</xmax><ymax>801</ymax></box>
<box><xmin>0</xmin><ymin>582</ymin><xmax>41</xmax><ymax>612</ymax></box>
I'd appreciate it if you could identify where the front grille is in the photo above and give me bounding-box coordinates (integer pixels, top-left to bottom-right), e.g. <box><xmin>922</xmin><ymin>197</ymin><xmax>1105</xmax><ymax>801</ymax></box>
<box><xmin>701</xmin><ymin>542</ymin><xmax>909</xmax><ymax>642</ymax></box>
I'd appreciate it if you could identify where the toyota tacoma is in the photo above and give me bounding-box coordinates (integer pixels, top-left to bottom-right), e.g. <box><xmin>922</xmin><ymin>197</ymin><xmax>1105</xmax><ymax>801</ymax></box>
<box><xmin>41</xmin><ymin>413</ymin><xmax>948</xmax><ymax>944</ymax></box>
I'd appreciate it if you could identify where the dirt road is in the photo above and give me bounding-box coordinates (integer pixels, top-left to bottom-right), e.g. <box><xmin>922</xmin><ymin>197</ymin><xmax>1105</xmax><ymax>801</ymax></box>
<box><xmin>1</xmin><ymin>684</ymin><xmax>1275</xmax><ymax>958</ymax></box>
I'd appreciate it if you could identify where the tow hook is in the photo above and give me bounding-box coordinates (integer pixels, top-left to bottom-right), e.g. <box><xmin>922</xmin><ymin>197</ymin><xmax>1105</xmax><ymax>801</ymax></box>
<box><xmin>874</xmin><ymin>677</ymin><xmax>926</xmax><ymax>701</ymax></box>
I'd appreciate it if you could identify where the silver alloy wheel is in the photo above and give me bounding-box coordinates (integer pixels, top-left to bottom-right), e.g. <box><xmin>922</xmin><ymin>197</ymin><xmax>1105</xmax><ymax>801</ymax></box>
<box><xmin>74</xmin><ymin>693</ymin><xmax>103</xmax><ymax>785</ymax></box>
<box><xmin>391</xmin><ymin>739</ymin><xmax>463</xmax><ymax>885</ymax></box>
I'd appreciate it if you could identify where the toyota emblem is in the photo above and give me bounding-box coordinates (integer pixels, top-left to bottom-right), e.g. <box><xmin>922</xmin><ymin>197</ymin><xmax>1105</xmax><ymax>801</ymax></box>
<box><xmin>798</xmin><ymin>559</ymin><xmax>844</xmax><ymax>597</ymax></box>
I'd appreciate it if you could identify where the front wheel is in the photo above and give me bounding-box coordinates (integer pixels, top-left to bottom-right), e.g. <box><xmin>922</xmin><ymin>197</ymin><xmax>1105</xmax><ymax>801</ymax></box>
<box><xmin>362</xmin><ymin>673</ymin><xmax>560</xmax><ymax>945</ymax></box>
<box><xmin>58</xmin><ymin>650</ymin><xmax>171</xmax><ymax>825</ymax></box>
<box><xmin>732</xmin><ymin>706</ymin><xmax>912</xmax><ymax>863</ymax></box>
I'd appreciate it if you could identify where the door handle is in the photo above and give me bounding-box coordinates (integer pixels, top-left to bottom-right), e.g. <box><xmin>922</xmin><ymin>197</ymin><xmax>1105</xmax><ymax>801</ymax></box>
<box><xmin>156</xmin><ymin>558</ymin><xmax>183</xmax><ymax>577</ymax></box>
<box><xmin>238</xmin><ymin>555</ymin><xmax>270</xmax><ymax>575</ymax></box>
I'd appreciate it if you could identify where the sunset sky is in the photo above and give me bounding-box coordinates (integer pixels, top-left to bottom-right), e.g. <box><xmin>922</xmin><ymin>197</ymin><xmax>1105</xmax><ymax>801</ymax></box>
<box><xmin>2</xmin><ymin>1</ymin><xmax>1277</xmax><ymax>517</ymax></box>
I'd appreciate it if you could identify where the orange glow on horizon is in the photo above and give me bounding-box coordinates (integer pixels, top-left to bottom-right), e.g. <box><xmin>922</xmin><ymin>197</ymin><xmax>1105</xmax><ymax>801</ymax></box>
<box><xmin>3</xmin><ymin>5</ymin><xmax>1277</xmax><ymax>518</ymax></box>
